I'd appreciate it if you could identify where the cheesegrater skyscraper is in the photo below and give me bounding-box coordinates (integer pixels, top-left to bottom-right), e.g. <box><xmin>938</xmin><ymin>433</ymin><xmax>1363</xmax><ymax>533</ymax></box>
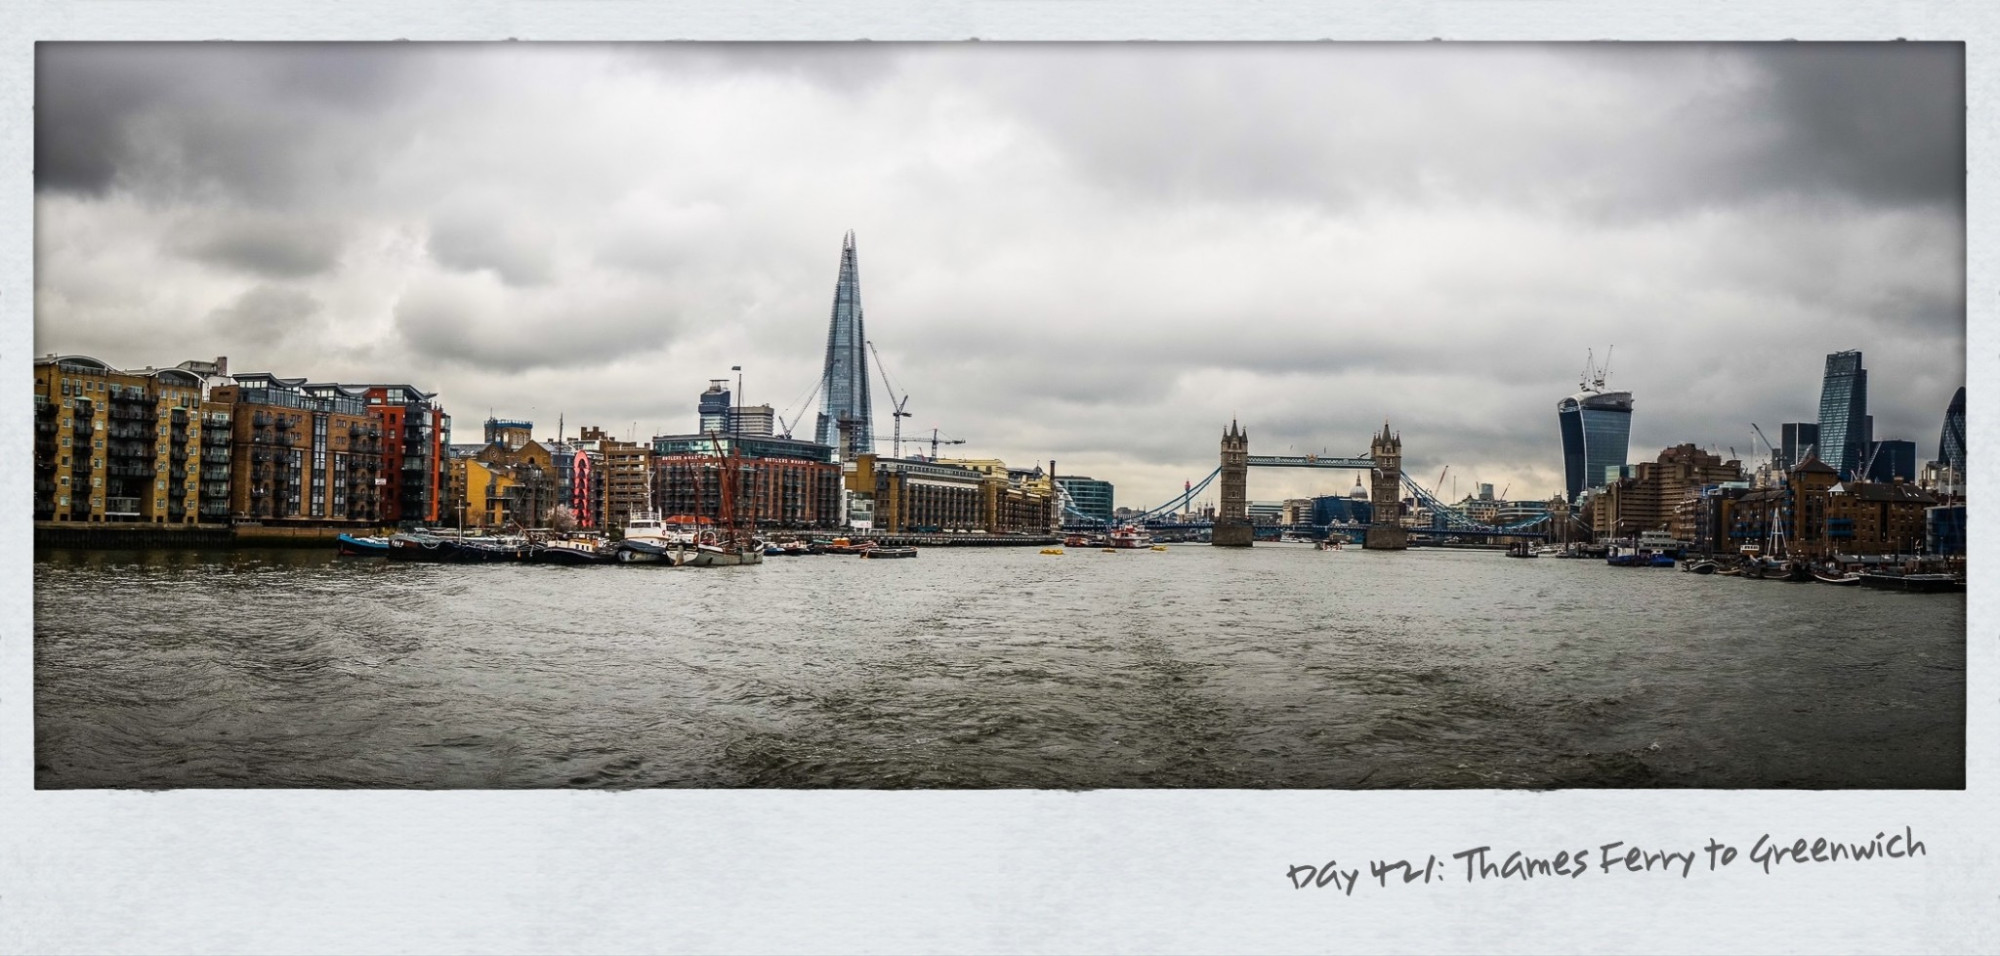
<box><xmin>815</xmin><ymin>231</ymin><xmax>873</xmax><ymax>457</ymax></box>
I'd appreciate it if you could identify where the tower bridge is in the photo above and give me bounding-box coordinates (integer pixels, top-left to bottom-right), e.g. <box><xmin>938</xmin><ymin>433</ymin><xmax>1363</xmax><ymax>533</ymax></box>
<box><xmin>1055</xmin><ymin>419</ymin><xmax>1561</xmax><ymax>546</ymax></box>
<box><xmin>1213</xmin><ymin>420</ymin><xmax>1407</xmax><ymax>549</ymax></box>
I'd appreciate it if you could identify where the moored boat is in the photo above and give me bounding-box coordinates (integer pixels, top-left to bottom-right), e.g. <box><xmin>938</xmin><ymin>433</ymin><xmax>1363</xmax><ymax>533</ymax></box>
<box><xmin>1681</xmin><ymin>560</ymin><xmax>1718</xmax><ymax>575</ymax></box>
<box><xmin>1811</xmin><ymin>569</ymin><xmax>1862</xmax><ymax>586</ymax></box>
<box><xmin>537</xmin><ymin>537</ymin><xmax>615</xmax><ymax>565</ymax></box>
<box><xmin>861</xmin><ymin>545</ymin><xmax>918</xmax><ymax>559</ymax></box>
<box><xmin>336</xmin><ymin>533</ymin><xmax>391</xmax><ymax>556</ymax></box>
<box><xmin>1505</xmin><ymin>541</ymin><xmax>1536</xmax><ymax>558</ymax></box>
<box><xmin>613</xmin><ymin>539</ymin><xmax>678</xmax><ymax>565</ymax></box>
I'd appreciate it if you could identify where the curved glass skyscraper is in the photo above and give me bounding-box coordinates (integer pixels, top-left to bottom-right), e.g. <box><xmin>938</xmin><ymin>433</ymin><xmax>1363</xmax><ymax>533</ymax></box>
<box><xmin>1938</xmin><ymin>385</ymin><xmax>1966</xmax><ymax>475</ymax></box>
<box><xmin>1558</xmin><ymin>369</ymin><xmax>1634</xmax><ymax>502</ymax></box>
<box><xmin>1816</xmin><ymin>350</ymin><xmax>1869</xmax><ymax>478</ymax></box>
<box><xmin>815</xmin><ymin>231</ymin><xmax>873</xmax><ymax>457</ymax></box>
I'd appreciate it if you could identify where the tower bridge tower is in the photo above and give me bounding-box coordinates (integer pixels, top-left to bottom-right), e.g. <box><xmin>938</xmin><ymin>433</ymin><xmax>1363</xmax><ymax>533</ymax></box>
<box><xmin>1367</xmin><ymin>422</ymin><xmax>1407</xmax><ymax>550</ymax></box>
<box><xmin>1213</xmin><ymin>419</ymin><xmax>1253</xmax><ymax>546</ymax></box>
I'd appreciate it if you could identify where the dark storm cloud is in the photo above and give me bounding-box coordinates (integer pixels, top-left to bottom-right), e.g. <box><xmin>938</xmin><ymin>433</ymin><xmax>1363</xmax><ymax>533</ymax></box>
<box><xmin>36</xmin><ymin>42</ymin><xmax>440</xmax><ymax>202</ymax></box>
<box><xmin>1741</xmin><ymin>43</ymin><xmax>1964</xmax><ymax>208</ymax></box>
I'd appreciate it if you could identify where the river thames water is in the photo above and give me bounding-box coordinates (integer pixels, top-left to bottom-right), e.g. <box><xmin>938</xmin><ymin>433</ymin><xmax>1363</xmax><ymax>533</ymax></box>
<box><xmin>33</xmin><ymin>543</ymin><xmax>1964</xmax><ymax>789</ymax></box>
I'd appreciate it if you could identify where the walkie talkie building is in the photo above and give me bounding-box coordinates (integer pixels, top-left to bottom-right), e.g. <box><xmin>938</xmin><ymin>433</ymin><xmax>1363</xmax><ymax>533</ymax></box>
<box><xmin>1558</xmin><ymin>355</ymin><xmax>1634</xmax><ymax>502</ymax></box>
<box><xmin>815</xmin><ymin>231</ymin><xmax>873</xmax><ymax>457</ymax></box>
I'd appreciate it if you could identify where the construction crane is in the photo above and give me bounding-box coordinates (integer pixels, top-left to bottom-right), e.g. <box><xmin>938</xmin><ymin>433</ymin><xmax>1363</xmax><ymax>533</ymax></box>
<box><xmin>864</xmin><ymin>340</ymin><xmax>913</xmax><ymax>457</ymax></box>
<box><xmin>1750</xmin><ymin>423</ymin><xmax>1779</xmax><ymax>464</ymax></box>
<box><xmin>926</xmin><ymin>427</ymin><xmax>966</xmax><ymax>460</ymax></box>
<box><xmin>1435</xmin><ymin>465</ymin><xmax>1449</xmax><ymax>495</ymax></box>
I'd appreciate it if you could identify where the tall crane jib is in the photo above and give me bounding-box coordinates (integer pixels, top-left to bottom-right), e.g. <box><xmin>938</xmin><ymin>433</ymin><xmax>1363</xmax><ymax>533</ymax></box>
<box><xmin>866</xmin><ymin>340</ymin><xmax>913</xmax><ymax>458</ymax></box>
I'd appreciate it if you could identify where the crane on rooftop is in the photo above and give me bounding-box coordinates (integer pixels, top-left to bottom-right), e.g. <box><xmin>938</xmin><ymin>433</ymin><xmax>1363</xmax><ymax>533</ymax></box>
<box><xmin>927</xmin><ymin>427</ymin><xmax>966</xmax><ymax>460</ymax></box>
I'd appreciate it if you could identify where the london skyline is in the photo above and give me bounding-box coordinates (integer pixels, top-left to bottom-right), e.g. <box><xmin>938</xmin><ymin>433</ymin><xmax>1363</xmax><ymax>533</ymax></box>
<box><xmin>34</xmin><ymin>42</ymin><xmax>1966</xmax><ymax>508</ymax></box>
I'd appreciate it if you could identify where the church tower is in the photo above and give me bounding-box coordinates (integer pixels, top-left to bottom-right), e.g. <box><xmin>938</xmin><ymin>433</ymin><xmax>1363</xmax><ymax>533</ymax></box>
<box><xmin>1213</xmin><ymin>419</ymin><xmax>1253</xmax><ymax>546</ymax></box>
<box><xmin>1366</xmin><ymin>421</ymin><xmax>1407</xmax><ymax>550</ymax></box>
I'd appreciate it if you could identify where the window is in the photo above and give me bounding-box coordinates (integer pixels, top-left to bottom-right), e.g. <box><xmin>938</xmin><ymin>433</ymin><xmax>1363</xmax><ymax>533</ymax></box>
<box><xmin>58</xmin><ymin>477</ymin><xmax>67</xmax><ymax>486</ymax></box>
<box><xmin>92</xmin><ymin>477</ymin><xmax>101</xmax><ymax>487</ymax></box>
<box><xmin>59</xmin><ymin>495</ymin><xmax>69</xmax><ymax>506</ymax></box>
<box><xmin>60</xmin><ymin>456</ymin><xmax>68</xmax><ymax>466</ymax></box>
<box><xmin>60</xmin><ymin>436</ymin><xmax>69</xmax><ymax>447</ymax></box>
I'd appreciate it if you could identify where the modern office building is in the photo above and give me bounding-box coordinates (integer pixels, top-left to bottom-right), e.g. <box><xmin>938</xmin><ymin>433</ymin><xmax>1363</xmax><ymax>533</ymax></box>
<box><xmin>1557</xmin><ymin>362</ymin><xmax>1634</xmax><ymax>502</ymax></box>
<box><xmin>1865</xmin><ymin>439</ymin><xmax>1918</xmax><ymax>483</ymax></box>
<box><xmin>1938</xmin><ymin>385</ymin><xmax>1966</xmax><ymax>476</ymax></box>
<box><xmin>731</xmin><ymin>404</ymin><xmax>776</xmax><ymax>438</ymax></box>
<box><xmin>1816</xmin><ymin>350</ymin><xmax>1869</xmax><ymax>479</ymax></box>
<box><xmin>1054</xmin><ymin>475</ymin><xmax>1115</xmax><ymax>524</ymax></box>
<box><xmin>1779</xmin><ymin>422</ymin><xmax>1820</xmax><ymax>470</ymax></box>
<box><xmin>814</xmin><ymin>231</ymin><xmax>873</xmax><ymax>456</ymax></box>
<box><xmin>698</xmin><ymin>381</ymin><xmax>732</xmax><ymax>434</ymax></box>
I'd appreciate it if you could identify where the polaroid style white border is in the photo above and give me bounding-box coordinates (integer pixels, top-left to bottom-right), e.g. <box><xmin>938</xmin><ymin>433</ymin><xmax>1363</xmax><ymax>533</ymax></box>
<box><xmin>0</xmin><ymin>4</ymin><xmax>1991</xmax><ymax>953</ymax></box>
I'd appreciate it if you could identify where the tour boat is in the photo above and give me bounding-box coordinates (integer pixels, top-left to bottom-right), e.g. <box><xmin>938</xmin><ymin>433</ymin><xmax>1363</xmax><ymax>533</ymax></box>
<box><xmin>1110</xmin><ymin>525</ymin><xmax>1150</xmax><ymax>549</ymax></box>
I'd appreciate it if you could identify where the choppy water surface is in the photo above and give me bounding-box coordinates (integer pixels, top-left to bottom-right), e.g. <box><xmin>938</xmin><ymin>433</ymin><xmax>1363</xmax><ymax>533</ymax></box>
<box><xmin>34</xmin><ymin>544</ymin><xmax>1964</xmax><ymax>789</ymax></box>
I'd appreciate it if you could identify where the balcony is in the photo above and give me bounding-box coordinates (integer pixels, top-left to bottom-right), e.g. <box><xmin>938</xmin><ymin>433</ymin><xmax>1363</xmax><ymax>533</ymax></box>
<box><xmin>105</xmin><ymin>496</ymin><xmax>141</xmax><ymax>516</ymax></box>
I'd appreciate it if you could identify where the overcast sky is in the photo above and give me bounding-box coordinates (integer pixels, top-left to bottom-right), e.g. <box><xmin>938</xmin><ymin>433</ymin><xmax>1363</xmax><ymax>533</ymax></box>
<box><xmin>35</xmin><ymin>42</ymin><xmax>1964</xmax><ymax>507</ymax></box>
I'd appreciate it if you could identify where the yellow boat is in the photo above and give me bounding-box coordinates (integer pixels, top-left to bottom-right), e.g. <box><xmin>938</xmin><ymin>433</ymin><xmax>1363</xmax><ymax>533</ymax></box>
<box><xmin>1101</xmin><ymin>548</ymin><xmax>1117</xmax><ymax>553</ymax></box>
<box><xmin>1151</xmin><ymin>544</ymin><xmax>1168</xmax><ymax>551</ymax></box>
<box><xmin>1041</xmin><ymin>548</ymin><xmax>1064</xmax><ymax>555</ymax></box>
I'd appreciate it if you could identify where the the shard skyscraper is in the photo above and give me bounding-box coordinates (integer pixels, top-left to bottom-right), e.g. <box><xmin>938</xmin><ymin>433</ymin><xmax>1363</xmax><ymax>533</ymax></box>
<box><xmin>815</xmin><ymin>231</ymin><xmax>873</xmax><ymax>457</ymax></box>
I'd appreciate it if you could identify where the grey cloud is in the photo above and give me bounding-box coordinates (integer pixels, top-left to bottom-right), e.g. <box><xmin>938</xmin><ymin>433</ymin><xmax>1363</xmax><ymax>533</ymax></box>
<box><xmin>205</xmin><ymin>285</ymin><xmax>324</xmax><ymax>347</ymax></box>
<box><xmin>392</xmin><ymin>277</ymin><xmax>680</xmax><ymax>373</ymax></box>
<box><xmin>174</xmin><ymin>212</ymin><xmax>348</xmax><ymax>278</ymax></box>
<box><xmin>427</xmin><ymin>211</ymin><xmax>556</xmax><ymax>287</ymax></box>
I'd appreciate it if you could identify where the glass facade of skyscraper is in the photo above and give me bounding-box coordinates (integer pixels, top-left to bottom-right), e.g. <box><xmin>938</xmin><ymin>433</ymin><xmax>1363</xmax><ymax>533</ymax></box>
<box><xmin>1558</xmin><ymin>389</ymin><xmax>1634</xmax><ymax>501</ymax></box>
<box><xmin>1055</xmin><ymin>476</ymin><xmax>1114</xmax><ymax>523</ymax></box>
<box><xmin>1938</xmin><ymin>385</ymin><xmax>1966</xmax><ymax>475</ymax></box>
<box><xmin>1816</xmin><ymin>350</ymin><xmax>1869</xmax><ymax>478</ymax></box>
<box><xmin>814</xmin><ymin>231</ymin><xmax>873</xmax><ymax>456</ymax></box>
